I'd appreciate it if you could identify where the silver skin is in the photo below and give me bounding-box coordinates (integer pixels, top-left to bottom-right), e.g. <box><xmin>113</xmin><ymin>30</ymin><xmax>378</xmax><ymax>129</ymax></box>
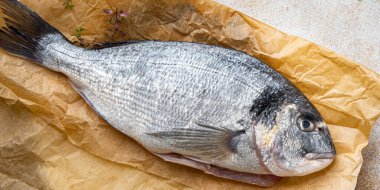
<box><xmin>0</xmin><ymin>0</ymin><xmax>336</xmax><ymax>185</ymax></box>
<box><xmin>38</xmin><ymin>34</ymin><xmax>335</xmax><ymax>177</ymax></box>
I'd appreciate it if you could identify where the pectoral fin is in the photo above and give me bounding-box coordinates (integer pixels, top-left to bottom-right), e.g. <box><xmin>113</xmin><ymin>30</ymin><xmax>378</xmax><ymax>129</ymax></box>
<box><xmin>147</xmin><ymin>124</ymin><xmax>244</xmax><ymax>161</ymax></box>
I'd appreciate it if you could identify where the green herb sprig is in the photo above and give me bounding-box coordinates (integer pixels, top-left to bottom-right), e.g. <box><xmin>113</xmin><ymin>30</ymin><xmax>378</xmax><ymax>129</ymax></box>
<box><xmin>72</xmin><ymin>26</ymin><xmax>85</xmax><ymax>46</ymax></box>
<box><xmin>63</xmin><ymin>0</ymin><xmax>74</xmax><ymax>10</ymax></box>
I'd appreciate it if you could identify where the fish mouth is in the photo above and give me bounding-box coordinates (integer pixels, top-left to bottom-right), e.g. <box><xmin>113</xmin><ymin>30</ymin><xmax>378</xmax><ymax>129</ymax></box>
<box><xmin>305</xmin><ymin>152</ymin><xmax>336</xmax><ymax>160</ymax></box>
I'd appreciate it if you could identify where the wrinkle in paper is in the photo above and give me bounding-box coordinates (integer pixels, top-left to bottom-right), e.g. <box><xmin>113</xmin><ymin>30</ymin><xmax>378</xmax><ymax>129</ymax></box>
<box><xmin>0</xmin><ymin>0</ymin><xmax>379</xmax><ymax>189</ymax></box>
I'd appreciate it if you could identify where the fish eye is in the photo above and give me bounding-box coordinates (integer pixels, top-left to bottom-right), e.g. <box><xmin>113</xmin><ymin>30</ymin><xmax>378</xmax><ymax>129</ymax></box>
<box><xmin>297</xmin><ymin>117</ymin><xmax>315</xmax><ymax>132</ymax></box>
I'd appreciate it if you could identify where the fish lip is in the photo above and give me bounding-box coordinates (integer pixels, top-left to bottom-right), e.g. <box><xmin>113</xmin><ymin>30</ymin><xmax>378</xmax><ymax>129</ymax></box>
<box><xmin>305</xmin><ymin>152</ymin><xmax>336</xmax><ymax>160</ymax></box>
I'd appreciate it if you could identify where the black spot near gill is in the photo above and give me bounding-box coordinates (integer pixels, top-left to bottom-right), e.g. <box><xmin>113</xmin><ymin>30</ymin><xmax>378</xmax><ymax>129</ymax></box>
<box><xmin>249</xmin><ymin>87</ymin><xmax>284</xmax><ymax>118</ymax></box>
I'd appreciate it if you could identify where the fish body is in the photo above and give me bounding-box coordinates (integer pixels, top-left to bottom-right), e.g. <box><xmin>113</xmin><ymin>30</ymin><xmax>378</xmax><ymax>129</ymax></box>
<box><xmin>43</xmin><ymin>36</ymin><xmax>285</xmax><ymax>174</ymax></box>
<box><xmin>0</xmin><ymin>0</ymin><xmax>336</xmax><ymax>187</ymax></box>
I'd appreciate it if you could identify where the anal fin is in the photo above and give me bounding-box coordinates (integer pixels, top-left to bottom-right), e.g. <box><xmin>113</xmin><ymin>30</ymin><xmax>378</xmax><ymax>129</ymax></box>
<box><xmin>154</xmin><ymin>153</ymin><xmax>281</xmax><ymax>187</ymax></box>
<box><xmin>67</xmin><ymin>80</ymin><xmax>112</xmax><ymax>125</ymax></box>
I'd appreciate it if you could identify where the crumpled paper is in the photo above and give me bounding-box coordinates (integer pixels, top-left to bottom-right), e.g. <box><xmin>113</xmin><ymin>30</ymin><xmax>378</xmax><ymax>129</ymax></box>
<box><xmin>0</xmin><ymin>0</ymin><xmax>379</xmax><ymax>189</ymax></box>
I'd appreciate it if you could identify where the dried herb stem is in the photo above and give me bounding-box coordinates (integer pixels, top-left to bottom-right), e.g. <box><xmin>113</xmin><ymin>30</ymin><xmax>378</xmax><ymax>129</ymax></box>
<box><xmin>104</xmin><ymin>8</ymin><xmax>128</xmax><ymax>40</ymax></box>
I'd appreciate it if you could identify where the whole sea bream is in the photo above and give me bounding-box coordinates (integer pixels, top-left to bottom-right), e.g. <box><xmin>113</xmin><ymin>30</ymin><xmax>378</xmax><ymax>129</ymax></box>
<box><xmin>0</xmin><ymin>0</ymin><xmax>336</xmax><ymax>187</ymax></box>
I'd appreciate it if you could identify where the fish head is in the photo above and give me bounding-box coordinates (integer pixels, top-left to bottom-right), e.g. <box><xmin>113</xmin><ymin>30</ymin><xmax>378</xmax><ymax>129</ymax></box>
<box><xmin>256</xmin><ymin>96</ymin><xmax>336</xmax><ymax>177</ymax></box>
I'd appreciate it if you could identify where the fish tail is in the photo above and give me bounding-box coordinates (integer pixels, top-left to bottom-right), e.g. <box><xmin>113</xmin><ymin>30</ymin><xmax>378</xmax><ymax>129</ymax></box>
<box><xmin>0</xmin><ymin>0</ymin><xmax>60</xmax><ymax>63</ymax></box>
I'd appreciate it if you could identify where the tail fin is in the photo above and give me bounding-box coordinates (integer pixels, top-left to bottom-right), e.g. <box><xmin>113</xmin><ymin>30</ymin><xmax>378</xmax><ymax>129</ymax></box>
<box><xmin>0</xmin><ymin>0</ymin><xmax>60</xmax><ymax>62</ymax></box>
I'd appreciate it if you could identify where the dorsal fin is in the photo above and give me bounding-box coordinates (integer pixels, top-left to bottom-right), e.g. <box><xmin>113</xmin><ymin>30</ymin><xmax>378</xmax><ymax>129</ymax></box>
<box><xmin>88</xmin><ymin>40</ymin><xmax>144</xmax><ymax>49</ymax></box>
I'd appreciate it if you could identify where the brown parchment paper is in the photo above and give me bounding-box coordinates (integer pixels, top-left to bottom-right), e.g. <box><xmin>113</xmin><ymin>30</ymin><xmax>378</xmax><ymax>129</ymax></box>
<box><xmin>0</xmin><ymin>0</ymin><xmax>379</xmax><ymax>189</ymax></box>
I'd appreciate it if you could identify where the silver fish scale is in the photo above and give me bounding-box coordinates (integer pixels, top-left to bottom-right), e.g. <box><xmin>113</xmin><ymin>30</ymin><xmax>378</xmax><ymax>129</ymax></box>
<box><xmin>44</xmin><ymin>36</ymin><xmax>277</xmax><ymax>137</ymax></box>
<box><xmin>40</xmin><ymin>36</ymin><xmax>285</xmax><ymax>173</ymax></box>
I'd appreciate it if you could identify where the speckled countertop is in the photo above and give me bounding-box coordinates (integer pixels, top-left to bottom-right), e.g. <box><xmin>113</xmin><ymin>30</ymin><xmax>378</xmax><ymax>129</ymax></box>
<box><xmin>214</xmin><ymin>0</ymin><xmax>379</xmax><ymax>189</ymax></box>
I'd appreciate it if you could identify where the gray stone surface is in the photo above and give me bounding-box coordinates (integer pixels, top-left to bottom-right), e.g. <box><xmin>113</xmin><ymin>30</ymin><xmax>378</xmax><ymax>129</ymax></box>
<box><xmin>357</xmin><ymin>119</ymin><xmax>380</xmax><ymax>190</ymax></box>
<box><xmin>215</xmin><ymin>0</ymin><xmax>380</xmax><ymax>73</ymax></box>
<box><xmin>214</xmin><ymin>0</ymin><xmax>379</xmax><ymax>189</ymax></box>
